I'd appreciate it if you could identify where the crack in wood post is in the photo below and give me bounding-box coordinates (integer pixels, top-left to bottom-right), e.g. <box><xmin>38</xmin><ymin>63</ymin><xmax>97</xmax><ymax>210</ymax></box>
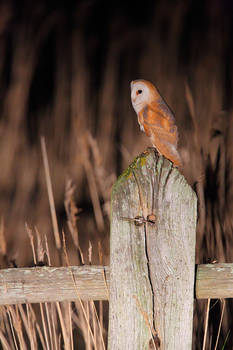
<box><xmin>133</xmin><ymin>163</ymin><xmax>161</xmax><ymax>348</ymax></box>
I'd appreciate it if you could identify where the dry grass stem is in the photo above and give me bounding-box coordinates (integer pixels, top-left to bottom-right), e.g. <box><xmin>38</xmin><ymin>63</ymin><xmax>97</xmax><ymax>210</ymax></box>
<box><xmin>45</xmin><ymin>303</ymin><xmax>53</xmax><ymax>350</ymax></box>
<box><xmin>41</xmin><ymin>136</ymin><xmax>61</xmax><ymax>249</ymax></box>
<box><xmin>214</xmin><ymin>299</ymin><xmax>226</xmax><ymax>350</ymax></box>
<box><xmin>0</xmin><ymin>216</ymin><xmax>6</xmax><ymax>257</ymax></box>
<box><xmin>80</xmin><ymin>135</ymin><xmax>105</xmax><ymax>232</ymax></box>
<box><xmin>64</xmin><ymin>179</ymin><xmax>84</xmax><ymax>264</ymax></box>
<box><xmin>7</xmin><ymin>306</ymin><xmax>19</xmax><ymax>350</ymax></box>
<box><xmin>202</xmin><ymin>298</ymin><xmax>210</xmax><ymax>350</ymax></box>
<box><xmin>62</xmin><ymin>231</ymin><xmax>99</xmax><ymax>349</ymax></box>
<box><xmin>133</xmin><ymin>295</ymin><xmax>158</xmax><ymax>350</ymax></box>
<box><xmin>26</xmin><ymin>224</ymin><xmax>36</xmax><ymax>265</ymax></box>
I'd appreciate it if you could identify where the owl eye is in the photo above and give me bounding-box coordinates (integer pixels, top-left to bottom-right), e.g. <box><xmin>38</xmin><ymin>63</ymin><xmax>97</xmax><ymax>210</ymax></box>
<box><xmin>136</xmin><ymin>89</ymin><xmax>142</xmax><ymax>95</ymax></box>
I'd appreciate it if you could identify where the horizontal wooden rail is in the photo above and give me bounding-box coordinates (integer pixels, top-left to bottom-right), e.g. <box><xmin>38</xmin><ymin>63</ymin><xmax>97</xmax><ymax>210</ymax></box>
<box><xmin>0</xmin><ymin>265</ymin><xmax>109</xmax><ymax>305</ymax></box>
<box><xmin>196</xmin><ymin>263</ymin><xmax>233</xmax><ymax>299</ymax></box>
<box><xmin>0</xmin><ymin>263</ymin><xmax>232</xmax><ymax>305</ymax></box>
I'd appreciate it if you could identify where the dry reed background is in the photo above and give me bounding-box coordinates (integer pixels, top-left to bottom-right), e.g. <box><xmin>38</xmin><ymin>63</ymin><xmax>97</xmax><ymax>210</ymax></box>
<box><xmin>0</xmin><ymin>0</ymin><xmax>232</xmax><ymax>349</ymax></box>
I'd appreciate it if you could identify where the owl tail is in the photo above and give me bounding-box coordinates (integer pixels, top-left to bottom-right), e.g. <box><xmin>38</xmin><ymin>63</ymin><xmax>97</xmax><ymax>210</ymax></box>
<box><xmin>151</xmin><ymin>136</ymin><xmax>182</xmax><ymax>167</ymax></box>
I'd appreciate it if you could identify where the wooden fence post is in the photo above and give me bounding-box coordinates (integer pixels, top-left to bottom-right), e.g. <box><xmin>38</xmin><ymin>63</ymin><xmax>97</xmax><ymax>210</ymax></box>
<box><xmin>108</xmin><ymin>148</ymin><xmax>197</xmax><ymax>349</ymax></box>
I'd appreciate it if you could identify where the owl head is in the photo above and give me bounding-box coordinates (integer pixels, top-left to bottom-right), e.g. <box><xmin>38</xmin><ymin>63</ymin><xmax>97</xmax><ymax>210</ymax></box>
<box><xmin>130</xmin><ymin>79</ymin><xmax>159</xmax><ymax>113</ymax></box>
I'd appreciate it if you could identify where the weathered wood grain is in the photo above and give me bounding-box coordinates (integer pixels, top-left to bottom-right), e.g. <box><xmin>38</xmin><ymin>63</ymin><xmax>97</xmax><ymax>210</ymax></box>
<box><xmin>196</xmin><ymin>263</ymin><xmax>233</xmax><ymax>299</ymax></box>
<box><xmin>0</xmin><ymin>265</ymin><xmax>109</xmax><ymax>304</ymax></box>
<box><xmin>108</xmin><ymin>149</ymin><xmax>197</xmax><ymax>350</ymax></box>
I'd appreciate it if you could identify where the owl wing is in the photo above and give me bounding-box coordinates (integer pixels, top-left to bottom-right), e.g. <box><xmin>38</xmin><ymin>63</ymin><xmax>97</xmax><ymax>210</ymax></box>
<box><xmin>142</xmin><ymin>98</ymin><xmax>176</xmax><ymax>134</ymax></box>
<box><xmin>140</xmin><ymin>98</ymin><xmax>179</xmax><ymax>149</ymax></box>
<box><xmin>155</xmin><ymin>97</ymin><xmax>175</xmax><ymax>122</ymax></box>
<box><xmin>150</xmin><ymin>98</ymin><xmax>175</xmax><ymax>126</ymax></box>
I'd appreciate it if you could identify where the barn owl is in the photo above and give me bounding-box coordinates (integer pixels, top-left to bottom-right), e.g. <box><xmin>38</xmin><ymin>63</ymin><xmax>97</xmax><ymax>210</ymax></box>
<box><xmin>131</xmin><ymin>79</ymin><xmax>182</xmax><ymax>167</ymax></box>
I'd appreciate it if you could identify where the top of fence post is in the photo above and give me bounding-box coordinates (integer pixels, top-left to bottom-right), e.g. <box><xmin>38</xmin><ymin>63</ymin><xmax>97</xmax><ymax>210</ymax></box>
<box><xmin>108</xmin><ymin>149</ymin><xmax>197</xmax><ymax>350</ymax></box>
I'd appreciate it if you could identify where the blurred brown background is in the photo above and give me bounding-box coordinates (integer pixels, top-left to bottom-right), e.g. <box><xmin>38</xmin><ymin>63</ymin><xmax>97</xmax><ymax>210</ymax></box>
<box><xmin>0</xmin><ymin>0</ymin><xmax>232</xmax><ymax>348</ymax></box>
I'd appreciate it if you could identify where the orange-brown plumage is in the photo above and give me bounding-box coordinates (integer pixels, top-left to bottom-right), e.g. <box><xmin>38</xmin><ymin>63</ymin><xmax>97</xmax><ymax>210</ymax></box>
<box><xmin>131</xmin><ymin>79</ymin><xmax>182</xmax><ymax>167</ymax></box>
